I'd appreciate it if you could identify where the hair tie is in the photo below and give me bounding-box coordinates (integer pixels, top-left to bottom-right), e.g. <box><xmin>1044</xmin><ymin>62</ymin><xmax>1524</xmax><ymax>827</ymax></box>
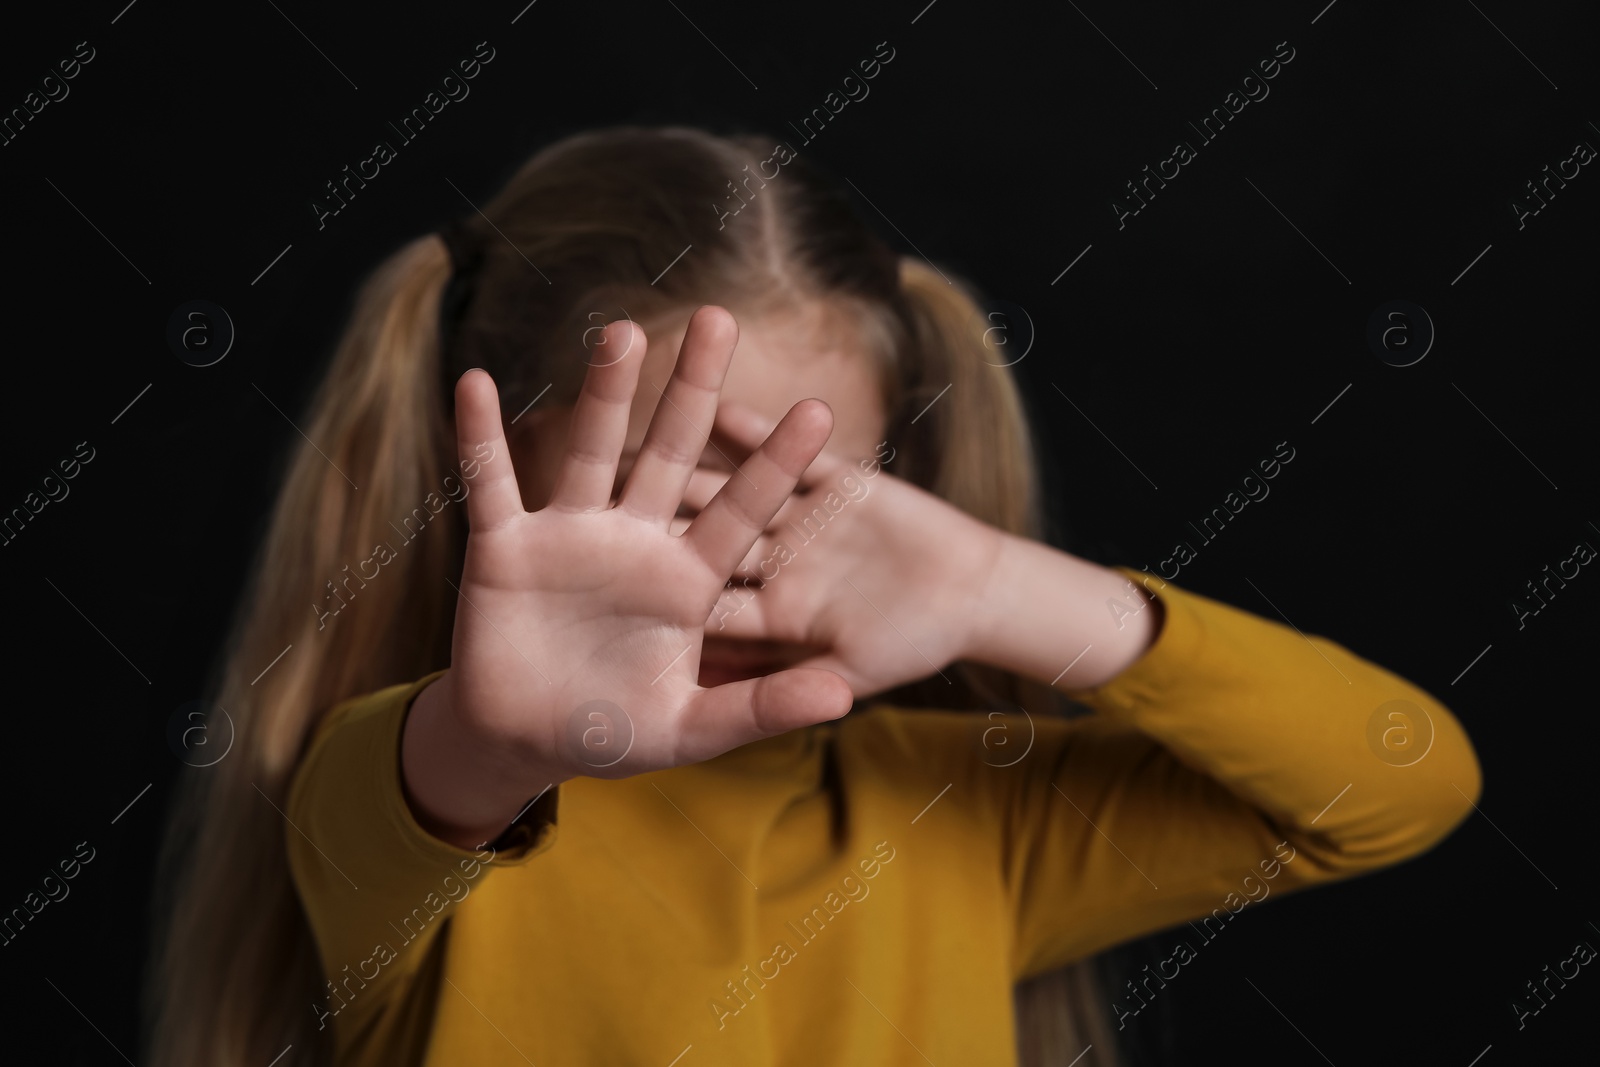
<box><xmin>438</xmin><ymin>216</ymin><xmax>485</xmax><ymax>276</ymax></box>
<box><xmin>437</xmin><ymin>217</ymin><xmax>485</xmax><ymax>363</ymax></box>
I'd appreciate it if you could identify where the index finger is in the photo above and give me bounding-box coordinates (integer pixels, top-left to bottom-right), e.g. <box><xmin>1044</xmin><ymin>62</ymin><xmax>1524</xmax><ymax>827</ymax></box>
<box><xmin>713</xmin><ymin>401</ymin><xmax>849</xmax><ymax>491</ymax></box>
<box><xmin>684</xmin><ymin>398</ymin><xmax>834</xmax><ymax>577</ymax></box>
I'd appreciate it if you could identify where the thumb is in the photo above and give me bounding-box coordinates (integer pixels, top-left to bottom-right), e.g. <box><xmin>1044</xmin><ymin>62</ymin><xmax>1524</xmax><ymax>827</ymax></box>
<box><xmin>676</xmin><ymin>667</ymin><xmax>853</xmax><ymax>760</ymax></box>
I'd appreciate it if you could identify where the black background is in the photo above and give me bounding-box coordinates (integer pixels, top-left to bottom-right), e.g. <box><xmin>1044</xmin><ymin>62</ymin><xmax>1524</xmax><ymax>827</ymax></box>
<box><xmin>1</xmin><ymin>1</ymin><xmax>1594</xmax><ymax>1063</ymax></box>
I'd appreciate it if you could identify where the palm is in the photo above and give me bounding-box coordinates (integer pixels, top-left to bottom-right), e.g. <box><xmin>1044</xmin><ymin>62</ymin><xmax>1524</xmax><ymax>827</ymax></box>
<box><xmin>456</xmin><ymin>515</ymin><xmax>720</xmax><ymax>771</ymax></box>
<box><xmin>446</xmin><ymin>309</ymin><xmax>851</xmax><ymax>781</ymax></box>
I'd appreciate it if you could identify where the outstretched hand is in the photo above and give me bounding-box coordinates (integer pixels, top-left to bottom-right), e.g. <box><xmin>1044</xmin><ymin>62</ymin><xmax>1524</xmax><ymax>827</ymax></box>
<box><xmin>402</xmin><ymin>307</ymin><xmax>854</xmax><ymax>847</ymax></box>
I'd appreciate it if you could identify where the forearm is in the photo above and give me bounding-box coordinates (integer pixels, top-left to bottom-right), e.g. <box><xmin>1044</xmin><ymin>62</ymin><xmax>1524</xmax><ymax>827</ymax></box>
<box><xmin>1031</xmin><ymin>570</ymin><xmax>1480</xmax><ymax>868</ymax></box>
<box><xmin>962</xmin><ymin>533</ymin><xmax>1162</xmax><ymax>690</ymax></box>
<box><xmin>402</xmin><ymin>670</ymin><xmax>570</xmax><ymax>850</ymax></box>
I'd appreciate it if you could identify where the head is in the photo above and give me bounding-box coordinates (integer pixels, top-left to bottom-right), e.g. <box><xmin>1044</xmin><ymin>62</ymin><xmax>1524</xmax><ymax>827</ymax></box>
<box><xmin>437</xmin><ymin>128</ymin><xmax>1043</xmax><ymax>690</ymax></box>
<box><xmin>436</xmin><ymin>128</ymin><xmax>1037</xmax><ymax>522</ymax></box>
<box><xmin>147</xmin><ymin>127</ymin><xmax>1094</xmax><ymax>1066</ymax></box>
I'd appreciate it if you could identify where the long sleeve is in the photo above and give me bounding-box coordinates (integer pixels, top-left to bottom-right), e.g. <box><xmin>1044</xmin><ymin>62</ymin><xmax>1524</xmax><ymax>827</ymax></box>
<box><xmin>1000</xmin><ymin>566</ymin><xmax>1481</xmax><ymax>979</ymax></box>
<box><xmin>284</xmin><ymin>671</ymin><xmax>560</xmax><ymax>1063</ymax></box>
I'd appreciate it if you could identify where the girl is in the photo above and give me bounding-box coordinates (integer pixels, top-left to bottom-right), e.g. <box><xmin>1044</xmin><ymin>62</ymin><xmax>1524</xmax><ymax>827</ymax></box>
<box><xmin>148</xmin><ymin>128</ymin><xmax>1480</xmax><ymax>1067</ymax></box>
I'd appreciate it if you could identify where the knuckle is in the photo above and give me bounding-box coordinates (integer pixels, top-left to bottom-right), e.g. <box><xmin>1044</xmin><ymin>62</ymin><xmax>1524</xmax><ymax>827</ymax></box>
<box><xmin>644</xmin><ymin>436</ymin><xmax>703</xmax><ymax>468</ymax></box>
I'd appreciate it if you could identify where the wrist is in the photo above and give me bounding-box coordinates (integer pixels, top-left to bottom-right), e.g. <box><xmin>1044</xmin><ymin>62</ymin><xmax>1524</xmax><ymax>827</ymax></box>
<box><xmin>962</xmin><ymin>538</ymin><xmax>1163</xmax><ymax>691</ymax></box>
<box><xmin>960</xmin><ymin>528</ymin><xmax>1025</xmax><ymax>668</ymax></box>
<box><xmin>402</xmin><ymin>671</ymin><xmax>570</xmax><ymax>850</ymax></box>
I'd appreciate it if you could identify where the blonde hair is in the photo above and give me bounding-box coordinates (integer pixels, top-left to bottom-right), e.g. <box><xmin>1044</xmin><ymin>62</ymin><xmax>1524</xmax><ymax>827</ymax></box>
<box><xmin>145</xmin><ymin>127</ymin><xmax>1120</xmax><ymax>1067</ymax></box>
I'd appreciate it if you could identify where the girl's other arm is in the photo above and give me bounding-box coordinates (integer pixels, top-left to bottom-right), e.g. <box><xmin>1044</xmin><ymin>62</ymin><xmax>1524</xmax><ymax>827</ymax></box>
<box><xmin>971</xmin><ymin>566</ymin><xmax>1481</xmax><ymax>976</ymax></box>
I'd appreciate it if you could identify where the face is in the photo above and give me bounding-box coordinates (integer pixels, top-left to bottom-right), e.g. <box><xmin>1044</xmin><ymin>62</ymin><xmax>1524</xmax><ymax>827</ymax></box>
<box><xmin>508</xmin><ymin>299</ymin><xmax>887</xmax><ymax>688</ymax></box>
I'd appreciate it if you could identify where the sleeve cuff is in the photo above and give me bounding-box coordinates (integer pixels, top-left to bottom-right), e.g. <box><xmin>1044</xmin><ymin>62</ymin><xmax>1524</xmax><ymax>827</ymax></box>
<box><xmin>1056</xmin><ymin>565</ymin><xmax>1207</xmax><ymax>717</ymax></box>
<box><xmin>380</xmin><ymin>670</ymin><xmax>561</xmax><ymax>869</ymax></box>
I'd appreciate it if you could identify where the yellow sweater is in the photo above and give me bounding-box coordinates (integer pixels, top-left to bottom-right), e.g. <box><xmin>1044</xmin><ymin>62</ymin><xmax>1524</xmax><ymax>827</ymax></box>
<box><xmin>286</xmin><ymin>567</ymin><xmax>1480</xmax><ymax>1065</ymax></box>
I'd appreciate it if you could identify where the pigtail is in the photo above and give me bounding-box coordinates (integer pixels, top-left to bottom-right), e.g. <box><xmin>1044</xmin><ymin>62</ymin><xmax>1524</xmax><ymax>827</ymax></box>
<box><xmin>146</xmin><ymin>235</ymin><xmax>464</xmax><ymax>1067</ymax></box>
<box><xmin>892</xmin><ymin>257</ymin><xmax>1041</xmax><ymax>539</ymax></box>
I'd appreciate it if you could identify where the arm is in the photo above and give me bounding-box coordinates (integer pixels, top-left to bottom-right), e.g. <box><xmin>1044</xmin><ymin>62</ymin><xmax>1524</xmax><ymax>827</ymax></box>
<box><xmin>698</xmin><ymin>409</ymin><xmax>1158</xmax><ymax>698</ymax></box>
<box><xmin>695</xmin><ymin>404</ymin><xmax>1476</xmax><ymax>975</ymax></box>
<box><xmin>982</xmin><ymin>567</ymin><xmax>1482</xmax><ymax>977</ymax></box>
<box><xmin>290</xmin><ymin>307</ymin><xmax>855</xmax><ymax>1057</ymax></box>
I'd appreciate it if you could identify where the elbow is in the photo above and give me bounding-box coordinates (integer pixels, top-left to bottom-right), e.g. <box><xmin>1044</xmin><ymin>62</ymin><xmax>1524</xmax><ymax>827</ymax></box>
<box><xmin>1447</xmin><ymin>723</ymin><xmax>1483</xmax><ymax>816</ymax></box>
<box><xmin>1370</xmin><ymin>693</ymin><xmax>1483</xmax><ymax>865</ymax></box>
<box><xmin>1432</xmin><ymin>713</ymin><xmax>1482</xmax><ymax>840</ymax></box>
<box><xmin>1297</xmin><ymin>691</ymin><xmax>1483</xmax><ymax>876</ymax></box>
